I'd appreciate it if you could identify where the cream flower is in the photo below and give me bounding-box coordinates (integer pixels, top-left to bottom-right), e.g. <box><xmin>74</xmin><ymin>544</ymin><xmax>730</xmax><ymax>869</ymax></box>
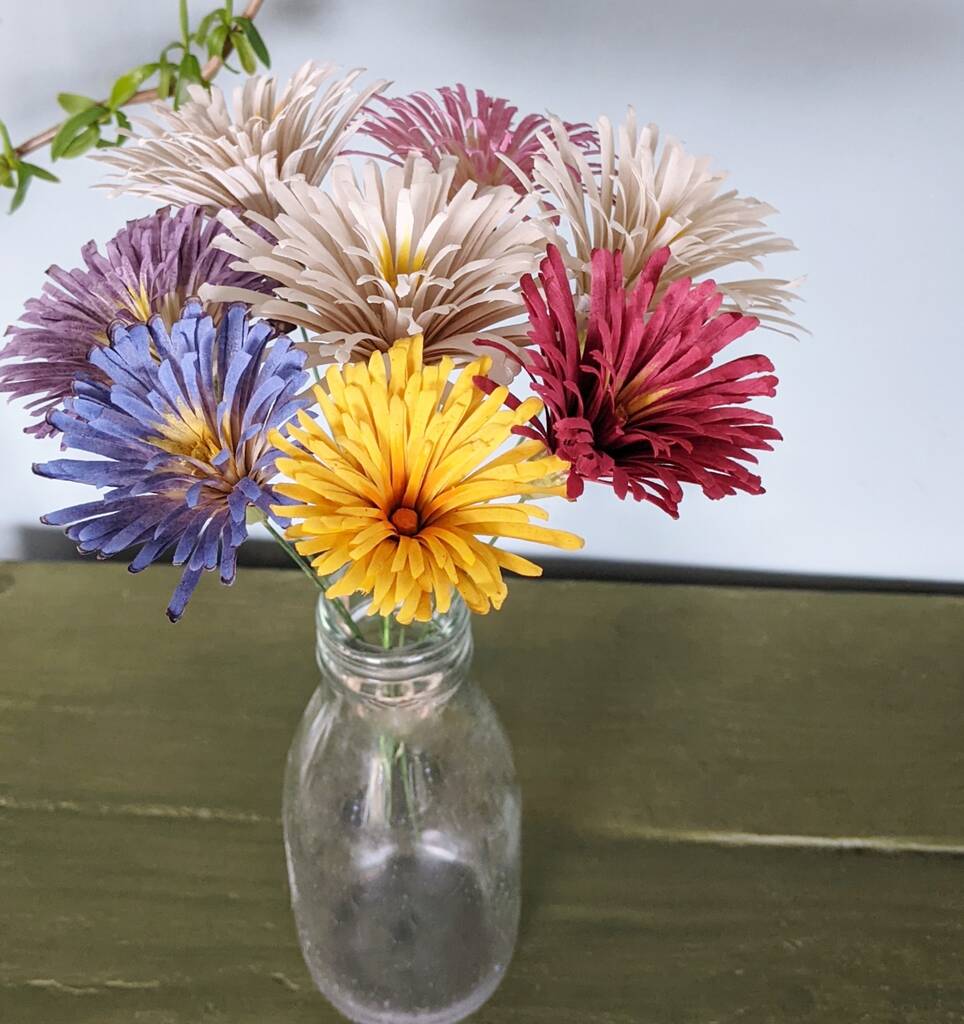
<box><xmin>521</xmin><ymin>110</ymin><xmax>801</xmax><ymax>332</ymax></box>
<box><xmin>205</xmin><ymin>156</ymin><xmax>543</xmax><ymax>379</ymax></box>
<box><xmin>97</xmin><ymin>62</ymin><xmax>387</xmax><ymax>219</ymax></box>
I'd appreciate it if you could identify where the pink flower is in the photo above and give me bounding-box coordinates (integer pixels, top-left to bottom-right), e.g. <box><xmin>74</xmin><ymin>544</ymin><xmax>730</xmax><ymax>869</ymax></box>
<box><xmin>355</xmin><ymin>84</ymin><xmax>598</xmax><ymax>194</ymax></box>
<box><xmin>491</xmin><ymin>246</ymin><xmax>782</xmax><ymax>517</ymax></box>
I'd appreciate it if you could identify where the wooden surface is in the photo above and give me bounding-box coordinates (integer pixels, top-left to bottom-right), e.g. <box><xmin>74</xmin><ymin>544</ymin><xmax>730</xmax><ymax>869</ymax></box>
<box><xmin>2</xmin><ymin>561</ymin><xmax>964</xmax><ymax>1022</ymax></box>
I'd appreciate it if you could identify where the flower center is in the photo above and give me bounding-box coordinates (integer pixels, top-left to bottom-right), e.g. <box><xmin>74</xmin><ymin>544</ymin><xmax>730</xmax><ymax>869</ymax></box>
<box><xmin>377</xmin><ymin>229</ymin><xmax>426</xmax><ymax>291</ymax></box>
<box><xmin>390</xmin><ymin>507</ymin><xmax>420</xmax><ymax>536</ymax></box>
<box><xmin>151</xmin><ymin>409</ymin><xmax>224</xmax><ymax>467</ymax></box>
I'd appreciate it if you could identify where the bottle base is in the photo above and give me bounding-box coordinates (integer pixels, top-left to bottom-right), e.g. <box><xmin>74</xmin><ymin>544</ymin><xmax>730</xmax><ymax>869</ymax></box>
<box><xmin>319</xmin><ymin>968</ymin><xmax>507</xmax><ymax>1024</ymax></box>
<box><xmin>295</xmin><ymin>848</ymin><xmax>514</xmax><ymax>1024</ymax></box>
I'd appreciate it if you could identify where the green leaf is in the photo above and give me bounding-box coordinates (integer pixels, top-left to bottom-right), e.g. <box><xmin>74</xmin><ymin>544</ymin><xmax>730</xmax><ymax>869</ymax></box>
<box><xmin>19</xmin><ymin>161</ymin><xmax>59</xmax><ymax>183</ymax></box>
<box><xmin>174</xmin><ymin>53</ymin><xmax>204</xmax><ymax>109</ymax></box>
<box><xmin>61</xmin><ymin>124</ymin><xmax>100</xmax><ymax>160</ymax></box>
<box><xmin>0</xmin><ymin>119</ymin><xmax>14</xmax><ymax>161</ymax></box>
<box><xmin>115</xmin><ymin>110</ymin><xmax>133</xmax><ymax>133</ymax></box>
<box><xmin>50</xmin><ymin>105</ymin><xmax>109</xmax><ymax>160</ymax></box>
<box><xmin>10</xmin><ymin>168</ymin><xmax>31</xmax><ymax>213</ymax></box>
<box><xmin>207</xmin><ymin>24</ymin><xmax>229</xmax><ymax>60</ymax></box>
<box><xmin>108</xmin><ymin>74</ymin><xmax>141</xmax><ymax>110</ymax></box>
<box><xmin>181</xmin><ymin>52</ymin><xmax>204</xmax><ymax>83</ymax></box>
<box><xmin>234</xmin><ymin>32</ymin><xmax>257</xmax><ymax>75</ymax></box>
<box><xmin>237</xmin><ymin>17</ymin><xmax>270</xmax><ymax>67</ymax></box>
<box><xmin>0</xmin><ymin>160</ymin><xmax>12</xmax><ymax>189</ymax></box>
<box><xmin>57</xmin><ymin>93</ymin><xmax>97</xmax><ymax>115</ymax></box>
<box><xmin>157</xmin><ymin>57</ymin><xmax>174</xmax><ymax>99</ymax></box>
<box><xmin>194</xmin><ymin>9</ymin><xmax>222</xmax><ymax>44</ymax></box>
<box><xmin>107</xmin><ymin>64</ymin><xmax>158</xmax><ymax>110</ymax></box>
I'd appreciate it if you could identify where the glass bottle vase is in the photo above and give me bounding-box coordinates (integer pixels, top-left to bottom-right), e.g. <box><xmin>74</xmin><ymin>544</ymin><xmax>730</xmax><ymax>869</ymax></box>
<box><xmin>283</xmin><ymin>593</ymin><xmax>521</xmax><ymax>1024</ymax></box>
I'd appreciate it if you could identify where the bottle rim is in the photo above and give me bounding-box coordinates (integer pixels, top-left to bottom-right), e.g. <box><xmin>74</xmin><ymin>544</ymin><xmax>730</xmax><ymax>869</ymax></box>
<box><xmin>314</xmin><ymin>593</ymin><xmax>473</xmax><ymax>703</ymax></box>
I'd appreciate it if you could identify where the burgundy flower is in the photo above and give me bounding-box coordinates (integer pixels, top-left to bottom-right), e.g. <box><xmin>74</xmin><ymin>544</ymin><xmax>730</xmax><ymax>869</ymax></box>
<box><xmin>355</xmin><ymin>84</ymin><xmax>598</xmax><ymax>194</ymax></box>
<box><xmin>492</xmin><ymin>245</ymin><xmax>782</xmax><ymax>517</ymax></box>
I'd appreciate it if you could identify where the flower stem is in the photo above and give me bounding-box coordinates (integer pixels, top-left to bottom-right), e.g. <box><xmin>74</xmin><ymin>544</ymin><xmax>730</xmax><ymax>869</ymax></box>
<box><xmin>296</xmin><ymin>326</ymin><xmax>323</xmax><ymax>386</ymax></box>
<box><xmin>262</xmin><ymin>516</ymin><xmax>363</xmax><ymax>640</ymax></box>
<box><xmin>264</xmin><ymin>516</ymin><xmax>319</xmax><ymax>587</ymax></box>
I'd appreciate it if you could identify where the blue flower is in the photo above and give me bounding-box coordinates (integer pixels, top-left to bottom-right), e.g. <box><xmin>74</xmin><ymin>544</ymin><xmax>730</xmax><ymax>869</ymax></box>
<box><xmin>35</xmin><ymin>302</ymin><xmax>308</xmax><ymax>621</ymax></box>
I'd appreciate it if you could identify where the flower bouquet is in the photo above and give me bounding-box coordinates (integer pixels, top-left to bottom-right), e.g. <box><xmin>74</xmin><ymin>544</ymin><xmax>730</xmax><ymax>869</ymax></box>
<box><xmin>1</xmin><ymin>48</ymin><xmax>799</xmax><ymax>1024</ymax></box>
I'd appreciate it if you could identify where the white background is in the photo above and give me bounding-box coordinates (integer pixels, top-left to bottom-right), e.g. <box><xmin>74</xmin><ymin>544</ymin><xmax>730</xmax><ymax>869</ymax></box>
<box><xmin>0</xmin><ymin>0</ymin><xmax>961</xmax><ymax>581</ymax></box>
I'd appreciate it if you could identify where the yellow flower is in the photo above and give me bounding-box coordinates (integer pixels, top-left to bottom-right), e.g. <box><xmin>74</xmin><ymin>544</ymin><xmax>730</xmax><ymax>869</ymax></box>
<box><xmin>271</xmin><ymin>335</ymin><xmax>584</xmax><ymax>623</ymax></box>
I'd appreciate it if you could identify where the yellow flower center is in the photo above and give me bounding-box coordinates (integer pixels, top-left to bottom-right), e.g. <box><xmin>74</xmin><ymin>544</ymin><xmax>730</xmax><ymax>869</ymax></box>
<box><xmin>378</xmin><ymin>232</ymin><xmax>427</xmax><ymax>289</ymax></box>
<box><xmin>125</xmin><ymin>285</ymin><xmax>155</xmax><ymax>324</ymax></box>
<box><xmin>123</xmin><ymin>287</ymin><xmax>187</xmax><ymax>332</ymax></box>
<box><xmin>151</xmin><ymin>408</ymin><xmax>225</xmax><ymax>468</ymax></box>
<box><xmin>617</xmin><ymin>384</ymin><xmax>671</xmax><ymax>422</ymax></box>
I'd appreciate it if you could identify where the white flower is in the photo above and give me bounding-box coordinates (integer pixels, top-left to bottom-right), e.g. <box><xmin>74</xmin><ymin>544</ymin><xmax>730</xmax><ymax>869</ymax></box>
<box><xmin>521</xmin><ymin>110</ymin><xmax>801</xmax><ymax>332</ymax></box>
<box><xmin>97</xmin><ymin>62</ymin><xmax>387</xmax><ymax>219</ymax></box>
<box><xmin>203</xmin><ymin>156</ymin><xmax>543</xmax><ymax>378</ymax></box>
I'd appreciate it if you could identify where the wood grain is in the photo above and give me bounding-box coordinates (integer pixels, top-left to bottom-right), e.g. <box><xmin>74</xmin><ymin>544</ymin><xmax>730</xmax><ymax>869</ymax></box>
<box><xmin>2</xmin><ymin>561</ymin><xmax>964</xmax><ymax>1021</ymax></box>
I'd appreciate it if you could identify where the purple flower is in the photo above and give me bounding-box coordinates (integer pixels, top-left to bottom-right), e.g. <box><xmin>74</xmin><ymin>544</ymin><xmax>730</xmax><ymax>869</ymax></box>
<box><xmin>35</xmin><ymin>302</ymin><xmax>308</xmax><ymax>621</ymax></box>
<box><xmin>0</xmin><ymin>205</ymin><xmax>273</xmax><ymax>437</ymax></box>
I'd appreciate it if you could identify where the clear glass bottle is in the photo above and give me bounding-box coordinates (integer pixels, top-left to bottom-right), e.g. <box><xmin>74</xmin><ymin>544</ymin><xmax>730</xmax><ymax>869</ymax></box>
<box><xmin>283</xmin><ymin>593</ymin><xmax>521</xmax><ymax>1024</ymax></box>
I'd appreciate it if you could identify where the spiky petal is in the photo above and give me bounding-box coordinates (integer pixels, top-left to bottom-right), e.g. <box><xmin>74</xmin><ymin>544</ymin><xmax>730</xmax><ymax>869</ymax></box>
<box><xmin>97</xmin><ymin>62</ymin><xmax>387</xmax><ymax>218</ymax></box>
<box><xmin>489</xmin><ymin>245</ymin><xmax>781</xmax><ymax>517</ymax></box>
<box><xmin>271</xmin><ymin>335</ymin><xmax>583</xmax><ymax>624</ymax></box>
<box><xmin>0</xmin><ymin>206</ymin><xmax>272</xmax><ymax>437</ymax></box>
<box><xmin>527</xmin><ymin>111</ymin><xmax>801</xmax><ymax>332</ymax></box>
<box><xmin>354</xmin><ymin>83</ymin><xmax>598</xmax><ymax>194</ymax></box>
<box><xmin>35</xmin><ymin>303</ymin><xmax>308</xmax><ymax>621</ymax></box>
<box><xmin>205</xmin><ymin>157</ymin><xmax>543</xmax><ymax>381</ymax></box>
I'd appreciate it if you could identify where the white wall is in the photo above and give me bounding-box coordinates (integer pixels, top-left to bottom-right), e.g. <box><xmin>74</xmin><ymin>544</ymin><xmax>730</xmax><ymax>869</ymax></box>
<box><xmin>1</xmin><ymin>0</ymin><xmax>962</xmax><ymax>580</ymax></box>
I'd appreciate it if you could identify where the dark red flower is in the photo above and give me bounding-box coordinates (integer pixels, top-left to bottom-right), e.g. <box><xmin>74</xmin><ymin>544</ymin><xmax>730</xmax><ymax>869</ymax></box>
<box><xmin>492</xmin><ymin>245</ymin><xmax>782</xmax><ymax>517</ymax></box>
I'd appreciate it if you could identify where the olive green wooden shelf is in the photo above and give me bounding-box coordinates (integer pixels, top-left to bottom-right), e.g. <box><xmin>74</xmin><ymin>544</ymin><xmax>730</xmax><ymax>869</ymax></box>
<box><xmin>2</xmin><ymin>561</ymin><xmax>964</xmax><ymax>1022</ymax></box>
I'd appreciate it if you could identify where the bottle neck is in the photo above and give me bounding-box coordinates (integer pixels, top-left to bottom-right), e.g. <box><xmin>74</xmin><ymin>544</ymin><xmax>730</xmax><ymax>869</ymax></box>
<box><xmin>314</xmin><ymin>594</ymin><xmax>474</xmax><ymax>708</ymax></box>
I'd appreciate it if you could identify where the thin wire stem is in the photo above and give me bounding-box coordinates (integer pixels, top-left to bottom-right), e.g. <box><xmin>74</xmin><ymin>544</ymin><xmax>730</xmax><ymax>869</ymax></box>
<box><xmin>262</xmin><ymin>516</ymin><xmax>363</xmax><ymax>640</ymax></box>
<box><xmin>297</xmin><ymin>326</ymin><xmax>323</xmax><ymax>387</ymax></box>
<box><xmin>263</xmin><ymin>516</ymin><xmax>320</xmax><ymax>587</ymax></box>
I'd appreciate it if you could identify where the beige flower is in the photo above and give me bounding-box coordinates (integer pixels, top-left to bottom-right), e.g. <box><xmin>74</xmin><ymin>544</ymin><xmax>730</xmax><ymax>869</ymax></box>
<box><xmin>519</xmin><ymin>110</ymin><xmax>801</xmax><ymax>332</ymax></box>
<box><xmin>97</xmin><ymin>62</ymin><xmax>387</xmax><ymax>219</ymax></box>
<box><xmin>203</xmin><ymin>156</ymin><xmax>543</xmax><ymax>379</ymax></box>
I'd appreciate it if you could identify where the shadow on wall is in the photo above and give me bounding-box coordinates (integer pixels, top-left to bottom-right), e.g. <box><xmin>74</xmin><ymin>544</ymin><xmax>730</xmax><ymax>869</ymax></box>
<box><xmin>16</xmin><ymin>526</ymin><xmax>964</xmax><ymax>596</ymax></box>
<box><xmin>383</xmin><ymin>0</ymin><xmax>958</xmax><ymax>77</ymax></box>
<box><xmin>2</xmin><ymin>0</ymin><xmax>958</xmax><ymax>124</ymax></box>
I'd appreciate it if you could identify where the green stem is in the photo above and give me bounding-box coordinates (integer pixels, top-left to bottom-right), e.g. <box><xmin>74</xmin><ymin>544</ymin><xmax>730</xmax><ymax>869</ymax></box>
<box><xmin>262</xmin><ymin>516</ymin><xmax>363</xmax><ymax>640</ymax></box>
<box><xmin>264</xmin><ymin>516</ymin><xmax>319</xmax><ymax>587</ymax></box>
<box><xmin>382</xmin><ymin>614</ymin><xmax>391</xmax><ymax>649</ymax></box>
<box><xmin>179</xmin><ymin>0</ymin><xmax>191</xmax><ymax>47</ymax></box>
<box><xmin>398</xmin><ymin>740</ymin><xmax>419</xmax><ymax>827</ymax></box>
<box><xmin>297</xmin><ymin>326</ymin><xmax>323</xmax><ymax>386</ymax></box>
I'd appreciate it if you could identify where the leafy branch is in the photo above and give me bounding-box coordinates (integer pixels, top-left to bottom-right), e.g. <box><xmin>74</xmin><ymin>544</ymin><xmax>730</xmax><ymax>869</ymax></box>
<box><xmin>0</xmin><ymin>0</ymin><xmax>268</xmax><ymax>213</ymax></box>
